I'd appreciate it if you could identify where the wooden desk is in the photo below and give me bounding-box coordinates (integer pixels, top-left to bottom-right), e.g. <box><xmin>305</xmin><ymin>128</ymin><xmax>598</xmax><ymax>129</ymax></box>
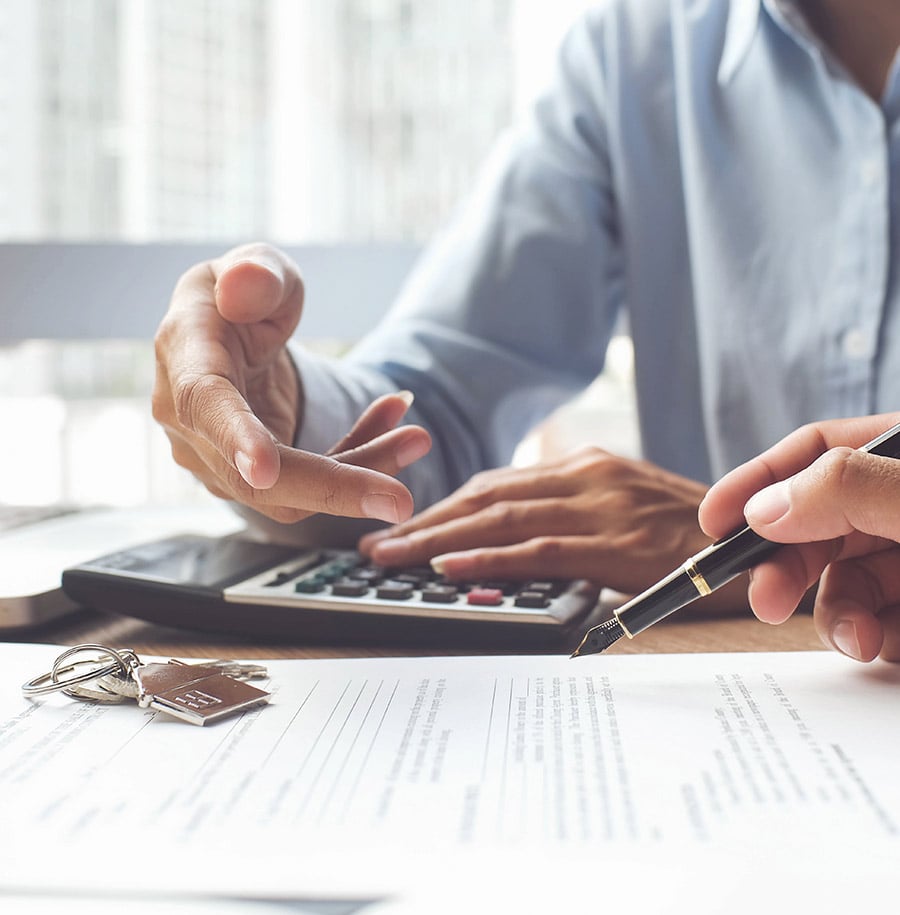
<box><xmin>6</xmin><ymin>606</ymin><xmax>825</xmax><ymax>659</ymax></box>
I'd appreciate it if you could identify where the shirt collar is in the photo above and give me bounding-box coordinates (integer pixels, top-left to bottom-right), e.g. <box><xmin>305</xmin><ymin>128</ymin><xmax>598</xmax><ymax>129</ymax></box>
<box><xmin>719</xmin><ymin>0</ymin><xmax>809</xmax><ymax>83</ymax></box>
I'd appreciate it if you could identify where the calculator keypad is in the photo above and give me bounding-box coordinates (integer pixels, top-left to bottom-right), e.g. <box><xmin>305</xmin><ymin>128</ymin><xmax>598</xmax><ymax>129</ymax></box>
<box><xmin>224</xmin><ymin>548</ymin><xmax>598</xmax><ymax>626</ymax></box>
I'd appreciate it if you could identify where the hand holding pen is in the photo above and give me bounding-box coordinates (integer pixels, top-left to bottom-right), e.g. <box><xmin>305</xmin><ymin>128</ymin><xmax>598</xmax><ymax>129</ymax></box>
<box><xmin>572</xmin><ymin>414</ymin><xmax>900</xmax><ymax>662</ymax></box>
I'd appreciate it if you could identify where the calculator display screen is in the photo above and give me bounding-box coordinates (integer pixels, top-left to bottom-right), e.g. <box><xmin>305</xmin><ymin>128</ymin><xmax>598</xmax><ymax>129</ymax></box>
<box><xmin>95</xmin><ymin>536</ymin><xmax>299</xmax><ymax>589</ymax></box>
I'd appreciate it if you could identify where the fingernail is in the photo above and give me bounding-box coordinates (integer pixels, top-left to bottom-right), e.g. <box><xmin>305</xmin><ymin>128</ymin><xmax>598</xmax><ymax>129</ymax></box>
<box><xmin>235</xmin><ymin>450</ymin><xmax>255</xmax><ymax>486</ymax></box>
<box><xmin>370</xmin><ymin>537</ymin><xmax>411</xmax><ymax>564</ymax></box>
<box><xmin>397</xmin><ymin>390</ymin><xmax>415</xmax><ymax>408</ymax></box>
<box><xmin>358</xmin><ymin>529</ymin><xmax>390</xmax><ymax>550</ymax></box>
<box><xmin>361</xmin><ymin>493</ymin><xmax>400</xmax><ymax>524</ymax></box>
<box><xmin>397</xmin><ymin>437</ymin><xmax>430</xmax><ymax>469</ymax></box>
<box><xmin>745</xmin><ymin>481</ymin><xmax>790</xmax><ymax>525</ymax></box>
<box><xmin>830</xmin><ymin>619</ymin><xmax>861</xmax><ymax>660</ymax></box>
<box><xmin>430</xmin><ymin>554</ymin><xmax>449</xmax><ymax>575</ymax></box>
<box><xmin>228</xmin><ymin>256</ymin><xmax>281</xmax><ymax>278</ymax></box>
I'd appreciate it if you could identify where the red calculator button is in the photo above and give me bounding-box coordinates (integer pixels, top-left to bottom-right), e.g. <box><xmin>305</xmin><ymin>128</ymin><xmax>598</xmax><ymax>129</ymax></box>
<box><xmin>467</xmin><ymin>587</ymin><xmax>504</xmax><ymax>606</ymax></box>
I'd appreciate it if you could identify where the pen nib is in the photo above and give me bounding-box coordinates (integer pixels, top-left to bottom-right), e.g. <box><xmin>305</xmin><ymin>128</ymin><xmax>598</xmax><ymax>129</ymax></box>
<box><xmin>570</xmin><ymin>618</ymin><xmax>625</xmax><ymax>658</ymax></box>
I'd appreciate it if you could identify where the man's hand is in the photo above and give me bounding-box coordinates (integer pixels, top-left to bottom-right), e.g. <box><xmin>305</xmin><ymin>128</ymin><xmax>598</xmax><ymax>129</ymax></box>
<box><xmin>153</xmin><ymin>243</ymin><xmax>431</xmax><ymax>524</ymax></box>
<box><xmin>359</xmin><ymin>447</ymin><xmax>720</xmax><ymax>601</ymax></box>
<box><xmin>699</xmin><ymin>413</ymin><xmax>900</xmax><ymax>661</ymax></box>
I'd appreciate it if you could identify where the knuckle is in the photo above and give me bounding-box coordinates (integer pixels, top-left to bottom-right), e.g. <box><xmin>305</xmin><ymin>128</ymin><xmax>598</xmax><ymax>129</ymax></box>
<box><xmin>484</xmin><ymin>501</ymin><xmax>517</xmax><ymax>528</ymax></box>
<box><xmin>527</xmin><ymin>536</ymin><xmax>565</xmax><ymax>563</ymax></box>
<box><xmin>320</xmin><ymin>460</ymin><xmax>359</xmax><ymax>513</ymax></box>
<box><xmin>572</xmin><ymin>444</ymin><xmax>606</xmax><ymax>464</ymax></box>
<box><xmin>150</xmin><ymin>387</ymin><xmax>169</xmax><ymax>425</ymax></box>
<box><xmin>811</xmin><ymin>447</ymin><xmax>859</xmax><ymax>494</ymax></box>
<box><xmin>154</xmin><ymin>314</ymin><xmax>176</xmax><ymax>353</ymax></box>
<box><xmin>459</xmin><ymin>474</ymin><xmax>496</xmax><ymax>511</ymax></box>
<box><xmin>150</xmin><ymin>373</ymin><xmax>175</xmax><ymax>426</ymax></box>
<box><xmin>171</xmin><ymin>373</ymin><xmax>221</xmax><ymax>433</ymax></box>
<box><xmin>570</xmin><ymin>445</ymin><xmax>617</xmax><ymax>477</ymax></box>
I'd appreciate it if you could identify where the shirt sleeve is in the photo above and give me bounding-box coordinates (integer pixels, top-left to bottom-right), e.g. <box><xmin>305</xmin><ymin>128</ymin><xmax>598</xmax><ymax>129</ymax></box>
<box><xmin>293</xmin><ymin>10</ymin><xmax>625</xmax><ymax>511</ymax></box>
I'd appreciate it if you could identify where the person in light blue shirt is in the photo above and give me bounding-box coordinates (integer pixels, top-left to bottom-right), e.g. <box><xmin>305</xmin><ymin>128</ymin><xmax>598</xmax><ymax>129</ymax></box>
<box><xmin>153</xmin><ymin>0</ymin><xmax>900</xmax><ymax>614</ymax></box>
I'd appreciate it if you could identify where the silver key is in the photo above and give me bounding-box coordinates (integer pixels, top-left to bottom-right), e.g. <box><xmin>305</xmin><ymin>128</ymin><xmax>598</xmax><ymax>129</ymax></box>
<box><xmin>96</xmin><ymin>658</ymin><xmax>268</xmax><ymax>701</ymax></box>
<box><xmin>130</xmin><ymin>660</ymin><xmax>271</xmax><ymax>726</ymax></box>
<box><xmin>23</xmin><ymin>644</ymin><xmax>270</xmax><ymax>725</ymax></box>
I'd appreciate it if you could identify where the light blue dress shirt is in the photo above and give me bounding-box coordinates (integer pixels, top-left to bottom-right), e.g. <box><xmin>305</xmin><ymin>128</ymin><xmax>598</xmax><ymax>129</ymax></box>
<box><xmin>293</xmin><ymin>0</ymin><xmax>900</xmax><ymax>513</ymax></box>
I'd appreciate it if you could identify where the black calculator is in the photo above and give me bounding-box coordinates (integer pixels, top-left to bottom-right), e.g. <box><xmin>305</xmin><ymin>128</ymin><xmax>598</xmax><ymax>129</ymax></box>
<box><xmin>61</xmin><ymin>534</ymin><xmax>605</xmax><ymax>649</ymax></box>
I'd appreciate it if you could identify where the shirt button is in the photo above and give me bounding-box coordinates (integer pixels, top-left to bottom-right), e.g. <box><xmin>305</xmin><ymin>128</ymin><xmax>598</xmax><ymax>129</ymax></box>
<box><xmin>843</xmin><ymin>327</ymin><xmax>873</xmax><ymax>359</ymax></box>
<box><xmin>860</xmin><ymin>157</ymin><xmax>882</xmax><ymax>188</ymax></box>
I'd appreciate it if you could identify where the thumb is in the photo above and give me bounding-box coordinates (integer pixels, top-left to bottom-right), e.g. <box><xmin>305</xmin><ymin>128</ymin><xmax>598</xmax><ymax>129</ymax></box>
<box><xmin>213</xmin><ymin>244</ymin><xmax>304</xmax><ymax>330</ymax></box>
<box><xmin>744</xmin><ymin>448</ymin><xmax>900</xmax><ymax>544</ymax></box>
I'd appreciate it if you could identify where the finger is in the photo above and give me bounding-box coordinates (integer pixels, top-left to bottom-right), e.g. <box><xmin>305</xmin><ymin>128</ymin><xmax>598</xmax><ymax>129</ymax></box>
<box><xmin>743</xmin><ymin>539</ymin><xmax>840</xmax><ymax>624</ymax></box>
<box><xmin>335</xmin><ymin>424</ymin><xmax>432</xmax><ymax>476</ymax></box>
<box><xmin>359</xmin><ymin>466</ymin><xmax>579</xmax><ymax>554</ymax></box>
<box><xmin>878</xmin><ymin>604</ymin><xmax>900</xmax><ymax>661</ymax></box>
<box><xmin>249</xmin><ymin>444</ymin><xmax>416</xmax><ymax>523</ymax></box>
<box><xmin>427</xmin><ymin>536</ymin><xmax>608</xmax><ymax>583</ymax></box>
<box><xmin>699</xmin><ymin>413</ymin><xmax>900</xmax><ymax>538</ymax></box>
<box><xmin>166</xmin><ymin>433</ymin><xmax>233</xmax><ymax>501</ymax></box>
<box><xmin>165</xmin><ymin>422</ymin><xmax>281</xmax><ymax>506</ymax></box>
<box><xmin>211</xmin><ymin>243</ymin><xmax>304</xmax><ymax>332</ymax></box>
<box><xmin>161</xmin><ymin>365</ymin><xmax>282</xmax><ymax>490</ymax></box>
<box><xmin>327</xmin><ymin>391</ymin><xmax>417</xmax><ymax>456</ymax></box>
<box><xmin>742</xmin><ymin>448</ymin><xmax>900</xmax><ymax>546</ymax></box>
<box><xmin>160</xmin><ymin>245</ymin><xmax>305</xmax><ymax>482</ymax></box>
<box><xmin>167</xmin><ymin>425</ymin><xmax>419</xmax><ymax>525</ymax></box>
<box><xmin>365</xmin><ymin>499</ymin><xmax>599</xmax><ymax>567</ymax></box>
<box><xmin>811</xmin><ymin>550</ymin><xmax>900</xmax><ymax>661</ymax></box>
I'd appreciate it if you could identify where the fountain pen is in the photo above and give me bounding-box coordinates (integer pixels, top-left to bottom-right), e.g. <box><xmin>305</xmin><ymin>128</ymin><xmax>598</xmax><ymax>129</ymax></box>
<box><xmin>571</xmin><ymin>421</ymin><xmax>900</xmax><ymax>658</ymax></box>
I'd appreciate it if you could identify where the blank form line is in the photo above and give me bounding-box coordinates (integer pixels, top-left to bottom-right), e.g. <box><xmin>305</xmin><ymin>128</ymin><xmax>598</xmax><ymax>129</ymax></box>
<box><xmin>497</xmin><ymin>677</ymin><xmax>514</xmax><ymax>838</ymax></box>
<box><xmin>481</xmin><ymin>678</ymin><xmax>499</xmax><ymax>784</ymax></box>
<box><xmin>296</xmin><ymin>679</ymin><xmax>369</xmax><ymax>822</ymax></box>
<box><xmin>259</xmin><ymin>680</ymin><xmax>320</xmax><ymax>771</ymax></box>
<box><xmin>325</xmin><ymin>679</ymin><xmax>384</xmax><ymax>824</ymax></box>
<box><xmin>344</xmin><ymin>679</ymin><xmax>399</xmax><ymax>818</ymax></box>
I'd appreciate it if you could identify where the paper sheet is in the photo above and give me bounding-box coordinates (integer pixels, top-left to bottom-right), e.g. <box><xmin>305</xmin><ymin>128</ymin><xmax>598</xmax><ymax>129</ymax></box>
<box><xmin>1</xmin><ymin>643</ymin><xmax>898</xmax><ymax>906</ymax></box>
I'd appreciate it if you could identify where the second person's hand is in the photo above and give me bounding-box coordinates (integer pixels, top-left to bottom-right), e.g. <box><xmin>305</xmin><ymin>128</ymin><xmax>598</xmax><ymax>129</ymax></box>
<box><xmin>699</xmin><ymin>414</ymin><xmax>900</xmax><ymax>662</ymax></box>
<box><xmin>153</xmin><ymin>243</ymin><xmax>431</xmax><ymax>525</ymax></box>
<box><xmin>359</xmin><ymin>447</ymin><xmax>732</xmax><ymax>603</ymax></box>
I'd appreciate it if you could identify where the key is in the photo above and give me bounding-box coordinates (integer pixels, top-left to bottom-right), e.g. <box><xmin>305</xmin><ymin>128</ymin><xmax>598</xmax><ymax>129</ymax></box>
<box><xmin>131</xmin><ymin>662</ymin><xmax>271</xmax><ymax>725</ymax></box>
<box><xmin>98</xmin><ymin>658</ymin><xmax>271</xmax><ymax>726</ymax></box>
<box><xmin>24</xmin><ymin>644</ymin><xmax>272</xmax><ymax>725</ymax></box>
<box><xmin>97</xmin><ymin>658</ymin><xmax>268</xmax><ymax>696</ymax></box>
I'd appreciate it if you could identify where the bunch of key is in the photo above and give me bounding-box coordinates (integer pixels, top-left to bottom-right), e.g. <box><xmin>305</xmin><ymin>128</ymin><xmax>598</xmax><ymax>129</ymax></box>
<box><xmin>22</xmin><ymin>643</ymin><xmax>270</xmax><ymax>726</ymax></box>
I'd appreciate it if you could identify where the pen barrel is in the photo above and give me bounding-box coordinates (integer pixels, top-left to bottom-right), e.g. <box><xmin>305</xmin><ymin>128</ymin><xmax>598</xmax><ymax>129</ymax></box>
<box><xmin>615</xmin><ymin>526</ymin><xmax>779</xmax><ymax>638</ymax></box>
<box><xmin>614</xmin><ymin>567</ymin><xmax>705</xmax><ymax>636</ymax></box>
<box><xmin>865</xmin><ymin>422</ymin><xmax>900</xmax><ymax>458</ymax></box>
<box><xmin>693</xmin><ymin>525</ymin><xmax>779</xmax><ymax>591</ymax></box>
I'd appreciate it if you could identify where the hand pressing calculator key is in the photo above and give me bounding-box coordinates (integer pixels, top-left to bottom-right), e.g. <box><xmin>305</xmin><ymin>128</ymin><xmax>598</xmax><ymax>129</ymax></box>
<box><xmin>62</xmin><ymin>534</ymin><xmax>606</xmax><ymax>649</ymax></box>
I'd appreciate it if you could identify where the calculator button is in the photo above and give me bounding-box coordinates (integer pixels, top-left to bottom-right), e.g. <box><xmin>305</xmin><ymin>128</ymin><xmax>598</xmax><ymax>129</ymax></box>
<box><xmin>394</xmin><ymin>571</ymin><xmax>430</xmax><ymax>587</ymax></box>
<box><xmin>421</xmin><ymin>585</ymin><xmax>459</xmax><ymax>603</ymax></box>
<box><xmin>514</xmin><ymin>591</ymin><xmax>551</xmax><ymax>609</ymax></box>
<box><xmin>351</xmin><ymin>567</ymin><xmax>384</xmax><ymax>583</ymax></box>
<box><xmin>525</xmin><ymin>581</ymin><xmax>563</xmax><ymax>597</ymax></box>
<box><xmin>466</xmin><ymin>587</ymin><xmax>504</xmax><ymax>606</ymax></box>
<box><xmin>317</xmin><ymin>566</ymin><xmax>344</xmax><ymax>583</ymax></box>
<box><xmin>295</xmin><ymin>578</ymin><xmax>326</xmax><ymax>594</ymax></box>
<box><xmin>331</xmin><ymin>579</ymin><xmax>370</xmax><ymax>597</ymax></box>
<box><xmin>376</xmin><ymin>581</ymin><xmax>415</xmax><ymax>601</ymax></box>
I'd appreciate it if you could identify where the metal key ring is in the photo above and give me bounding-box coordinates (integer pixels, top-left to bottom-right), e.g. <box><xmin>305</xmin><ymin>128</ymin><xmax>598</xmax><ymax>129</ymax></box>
<box><xmin>21</xmin><ymin>644</ymin><xmax>137</xmax><ymax>697</ymax></box>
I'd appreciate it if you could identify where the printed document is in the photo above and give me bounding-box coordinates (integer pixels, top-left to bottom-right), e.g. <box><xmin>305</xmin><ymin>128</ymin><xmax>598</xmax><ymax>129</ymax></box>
<box><xmin>1</xmin><ymin>644</ymin><xmax>898</xmax><ymax>902</ymax></box>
